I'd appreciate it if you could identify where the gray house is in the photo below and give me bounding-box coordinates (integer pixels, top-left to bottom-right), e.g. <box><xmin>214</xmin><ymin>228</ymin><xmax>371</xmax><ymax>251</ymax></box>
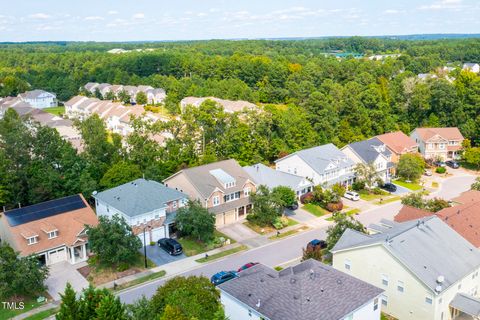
<box><xmin>244</xmin><ymin>163</ymin><xmax>313</xmax><ymax>198</ymax></box>
<box><xmin>18</xmin><ymin>90</ymin><xmax>57</xmax><ymax>109</ymax></box>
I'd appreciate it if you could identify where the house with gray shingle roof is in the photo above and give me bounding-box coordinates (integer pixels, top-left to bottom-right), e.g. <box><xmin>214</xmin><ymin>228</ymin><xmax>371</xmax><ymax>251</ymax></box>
<box><xmin>331</xmin><ymin>217</ymin><xmax>480</xmax><ymax>320</ymax></box>
<box><xmin>244</xmin><ymin>163</ymin><xmax>313</xmax><ymax>199</ymax></box>
<box><xmin>93</xmin><ymin>178</ymin><xmax>188</xmax><ymax>243</ymax></box>
<box><xmin>18</xmin><ymin>89</ymin><xmax>57</xmax><ymax>109</ymax></box>
<box><xmin>275</xmin><ymin>143</ymin><xmax>355</xmax><ymax>187</ymax></box>
<box><xmin>219</xmin><ymin>259</ymin><xmax>383</xmax><ymax>320</ymax></box>
<box><xmin>163</xmin><ymin>159</ymin><xmax>257</xmax><ymax>227</ymax></box>
<box><xmin>341</xmin><ymin>137</ymin><xmax>394</xmax><ymax>183</ymax></box>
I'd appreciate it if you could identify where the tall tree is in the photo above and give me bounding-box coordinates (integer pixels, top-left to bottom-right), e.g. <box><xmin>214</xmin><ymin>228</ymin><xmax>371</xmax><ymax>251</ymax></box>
<box><xmin>175</xmin><ymin>200</ymin><xmax>215</xmax><ymax>242</ymax></box>
<box><xmin>247</xmin><ymin>185</ymin><xmax>283</xmax><ymax>226</ymax></box>
<box><xmin>56</xmin><ymin>283</ymin><xmax>79</xmax><ymax>320</ymax></box>
<box><xmin>326</xmin><ymin>212</ymin><xmax>365</xmax><ymax>250</ymax></box>
<box><xmin>397</xmin><ymin>153</ymin><xmax>425</xmax><ymax>181</ymax></box>
<box><xmin>99</xmin><ymin>162</ymin><xmax>142</xmax><ymax>189</ymax></box>
<box><xmin>136</xmin><ymin>91</ymin><xmax>148</xmax><ymax>105</ymax></box>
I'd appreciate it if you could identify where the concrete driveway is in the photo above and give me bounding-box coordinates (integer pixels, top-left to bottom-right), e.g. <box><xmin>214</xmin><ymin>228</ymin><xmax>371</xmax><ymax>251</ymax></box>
<box><xmin>45</xmin><ymin>261</ymin><xmax>89</xmax><ymax>300</ymax></box>
<box><xmin>285</xmin><ymin>207</ymin><xmax>316</xmax><ymax>223</ymax></box>
<box><xmin>141</xmin><ymin>245</ymin><xmax>186</xmax><ymax>267</ymax></box>
<box><xmin>219</xmin><ymin>222</ymin><xmax>258</xmax><ymax>242</ymax></box>
<box><xmin>391</xmin><ymin>183</ymin><xmax>410</xmax><ymax>195</ymax></box>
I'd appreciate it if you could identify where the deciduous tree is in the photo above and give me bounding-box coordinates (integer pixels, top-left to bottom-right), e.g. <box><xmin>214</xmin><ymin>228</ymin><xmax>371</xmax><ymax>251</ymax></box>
<box><xmin>175</xmin><ymin>200</ymin><xmax>215</xmax><ymax>242</ymax></box>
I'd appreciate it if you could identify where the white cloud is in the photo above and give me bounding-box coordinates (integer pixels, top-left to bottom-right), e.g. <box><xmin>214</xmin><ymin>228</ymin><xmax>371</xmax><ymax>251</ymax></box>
<box><xmin>29</xmin><ymin>13</ymin><xmax>51</xmax><ymax>19</ymax></box>
<box><xmin>108</xmin><ymin>10</ymin><xmax>118</xmax><ymax>15</ymax></box>
<box><xmin>197</xmin><ymin>12</ymin><xmax>207</xmax><ymax>17</ymax></box>
<box><xmin>132</xmin><ymin>13</ymin><xmax>145</xmax><ymax>19</ymax></box>
<box><xmin>419</xmin><ymin>0</ymin><xmax>464</xmax><ymax>10</ymax></box>
<box><xmin>383</xmin><ymin>9</ymin><xmax>406</xmax><ymax>14</ymax></box>
<box><xmin>84</xmin><ymin>16</ymin><xmax>104</xmax><ymax>21</ymax></box>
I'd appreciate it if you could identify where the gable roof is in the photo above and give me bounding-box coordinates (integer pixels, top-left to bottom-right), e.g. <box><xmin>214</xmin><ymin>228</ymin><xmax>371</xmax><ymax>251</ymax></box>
<box><xmin>164</xmin><ymin>159</ymin><xmax>255</xmax><ymax>200</ymax></box>
<box><xmin>345</xmin><ymin>137</ymin><xmax>391</xmax><ymax>164</ymax></box>
<box><xmin>450</xmin><ymin>293</ymin><xmax>480</xmax><ymax>317</ymax></box>
<box><xmin>18</xmin><ymin>89</ymin><xmax>56</xmax><ymax>100</ymax></box>
<box><xmin>244</xmin><ymin>163</ymin><xmax>312</xmax><ymax>191</ymax></box>
<box><xmin>93</xmin><ymin>179</ymin><xmax>187</xmax><ymax>217</ymax></box>
<box><xmin>414</xmin><ymin>127</ymin><xmax>464</xmax><ymax>141</ymax></box>
<box><xmin>332</xmin><ymin>217</ymin><xmax>480</xmax><ymax>293</ymax></box>
<box><xmin>276</xmin><ymin>143</ymin><xmax>355</xmax><ymax>175</ymax></box>
<box><xmin>376</xmin><ymin>131</ymin><xmax>418</xmax><ymax>155</ymax></box>
<box><xmin>180</xmin><ymin>96</ymin><xmax>257</xmax><ymax>113</ymax></box>
<box><xmin>219</xmin><ymin>259</ymin><xmax>383</xmax><ymax>320</ymax></box>
<box><xmin>394</xmin><ymin>205</ymin><xmax>432</xmax><ymax>223</ymax></box>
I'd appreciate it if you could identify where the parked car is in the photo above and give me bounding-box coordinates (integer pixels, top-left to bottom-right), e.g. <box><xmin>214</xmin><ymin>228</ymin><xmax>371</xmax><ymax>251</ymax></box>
<box><xmin>433</xmin><ymin>161</ymin><xmax>446</xmax><ymax>167</ymax></box>
<box><xmin>308</xmin><ymin>239</ymin><xmax>327</xmax><ymax>249</ymax></box>
<box><xmin>157</xmin><ymin>238</ymin><xmax>183</xmax><ymax>256</ymax></box>
<box><xmin>445</xmin><ymin>160</ymin><xmax>460</xmax><ymax>169</ymax></box>
<box><xmin>381</xmin><ymin>183</ymin><xmax>397</xmax><ymax>193</ymax></box>
<box><xmin>343</xmin><ymin>191</ymin><xmax>360</xmax><ymax>201</ymax></box>
<box><xmin>424</xmin><ymin>169</ymin><xmax>433</xmax><ymax>176</ymax></box>
<box><xmin>286</xmin><ymin>201</ymin><xmax>299</xmax><ymax>210</ymax></box>
<box><xmin>237</xmin><ymin>262</ymin><xmax>259</xmax><ymax>272</ymax></box>
<box><xmin>211</xmin><ymin>271</ymin><xmax>238</xmax><ymax>285</ymax></box>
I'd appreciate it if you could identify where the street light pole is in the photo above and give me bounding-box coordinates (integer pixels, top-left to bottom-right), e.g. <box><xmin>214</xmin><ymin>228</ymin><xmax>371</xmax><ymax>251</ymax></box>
<box><xmin>143</xmin><ymin>226</ymin><xmax>149</xmax><ymax>268</ymax></box>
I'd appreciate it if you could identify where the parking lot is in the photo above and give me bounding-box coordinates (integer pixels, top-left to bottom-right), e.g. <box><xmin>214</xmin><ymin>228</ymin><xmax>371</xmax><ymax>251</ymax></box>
<box><xmin>141</xmin><ymin>244</ymin><xmax>187</xmax><ymax>266</ymax></box>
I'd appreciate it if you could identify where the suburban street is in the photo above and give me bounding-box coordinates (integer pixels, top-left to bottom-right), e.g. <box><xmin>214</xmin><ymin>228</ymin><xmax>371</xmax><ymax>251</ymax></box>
<box><xmin>118</xmin><ymin>173</ymin><xmax>477</xmax><ymax>304</ymax></box>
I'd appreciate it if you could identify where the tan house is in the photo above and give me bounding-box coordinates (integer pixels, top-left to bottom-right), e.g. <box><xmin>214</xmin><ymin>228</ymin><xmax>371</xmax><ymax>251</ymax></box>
<box><xmin>163</xmin><ymin>159</ymin><xmax>256</xmax><ymax>226</ymax></box>
<box><xmin>0</xmin><ymin>195</ymin><xmax>98</xmax><ymax>266</ymax></box>
<box><xmin>410</xmin><ymin>127</ymin><xmax>464</xmax><ymax>160</ymax></box>
<box><xmin>376</xmin><ymin>131</ymin><xmax>418</xmax><ymax>164</ymax></box>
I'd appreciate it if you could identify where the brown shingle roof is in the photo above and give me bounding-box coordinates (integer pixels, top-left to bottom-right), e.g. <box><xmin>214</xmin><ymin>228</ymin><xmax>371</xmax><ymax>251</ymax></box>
<box><xmin>415</xmin><ymin>127</ymin><xmax>464</xmax><ymax>141</ymax></box>
<box><xmin>394</xmin><ymin>205</ymin><xmax>432</xmax><ymax>223</ymax></box>
<box><xmin>376</xmin><ymin>131</ymin><xmax>418</xmax><ymax>155</ymax></box>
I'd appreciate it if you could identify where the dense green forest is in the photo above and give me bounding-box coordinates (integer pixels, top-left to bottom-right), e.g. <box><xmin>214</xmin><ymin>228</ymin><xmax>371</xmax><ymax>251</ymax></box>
<box><xmin>0</xmin><ymin>37</ymin><xmax>479</xmax><ymax>208</ymax></box>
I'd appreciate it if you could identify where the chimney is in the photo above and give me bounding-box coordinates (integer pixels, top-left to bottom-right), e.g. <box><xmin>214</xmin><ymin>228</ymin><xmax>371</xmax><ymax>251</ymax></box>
<box><xmin>256</xmin><ymin>299</ymin><xmax>261</xmax><ymax>308</ymax></box>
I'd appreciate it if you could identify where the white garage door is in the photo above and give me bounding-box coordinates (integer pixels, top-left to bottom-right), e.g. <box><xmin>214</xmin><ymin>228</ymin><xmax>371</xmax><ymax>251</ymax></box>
<box><xmin>151</xmin><ymin>227</ymin><xmax>166</xmax><ymax>242</ymax></box>
<box><xmin>138</xmin><ymin>232</ymin><xmax>151</xmax><ymax>246</ymax></box>
<box><xmin>48</xmin><ymin>248</ymin><xmax>66</xmax><ymax>265</ymax></box>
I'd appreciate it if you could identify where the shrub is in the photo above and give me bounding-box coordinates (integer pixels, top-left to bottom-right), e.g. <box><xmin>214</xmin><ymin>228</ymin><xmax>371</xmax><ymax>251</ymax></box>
<box><xmin>272</xmin><ymin>217</ymin><xmax>284</xmax><ymax>230</ymax></box>
<box><xmin>117</xmin><ymin>262</ymin><xmax>130</xmax><ymax>272</ymax></box>
<box><xmin>436</xmin><ymin>167</ymin><xmax>447</xmax><ymax>174</ymax></box>
<box><xmin>352</xmin><ymin>180</ymin><xmax>366</xmax><ymax>191</ymax></box>
<box><xmin>372</xmin><ymin>187</ymin><xmax>385</xmax><ymax>195</ymax></box>
<box><xmin>150</xmin><ymin>241</ymin><xmax>155</xmax><ymax>246</ymax></box>
<box><xmin>326</xmin><ymin>201</ymin><xmax>344</xmax><ymax>212</ymax></box>
<box><xmin>300</xmin><ymin>192</ymin><xmax>314</xmax><ymax>204</ymax></box>
<box><xmin>332</xmin><ymin>183</ymin><xmax>346</xmax><ymax>197</ymax></box>
<box><xmin>280</xmin><ymin>216</ymin><xmax>290</xmax><ymax>227</ymax></box>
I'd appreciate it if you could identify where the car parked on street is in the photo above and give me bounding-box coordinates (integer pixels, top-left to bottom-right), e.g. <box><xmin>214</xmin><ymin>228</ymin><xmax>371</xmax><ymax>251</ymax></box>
<box><xmin>445</xmin><ymin>160</ymin><xmax>460</xmax><ymax>169</ymax></box>
<box><xmin>237</xmin><ymin>262</ymin><xmax>259</xmax><ymax>272</ymax></box>
<box><xmin>308</xmin><ymin>239</ymin><xmax>327</xmax><ymax>250</ymax></box>
<box><xmin>211</xmin><ymin>271</ymin><xmax>238</xmax><ymax>285</ymax></box>
<box><xmin>343</xmin><ymin>191</ymin><xmax>360</xmax><ymax>201</ymax></box>
<box><xmin>433</xmin><ymin>161</ymin><xmax>446</xmax><ymax>167</ymax></box>
<box><xmin>381</xmin><ymin>183</ymin><xmax>397</xmax><ymax>193</ymax></box>
<box><xmin>157</xmin><ymin>238</ymin><xmax>183</xmax><ymax>256</ymax></box>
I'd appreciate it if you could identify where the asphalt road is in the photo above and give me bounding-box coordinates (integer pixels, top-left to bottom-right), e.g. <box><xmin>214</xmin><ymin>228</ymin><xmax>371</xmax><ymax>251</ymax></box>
<box><xmin>118</xmin><ymin>174</ymin><xmax>476</xmax><ymax>304</ymax></box>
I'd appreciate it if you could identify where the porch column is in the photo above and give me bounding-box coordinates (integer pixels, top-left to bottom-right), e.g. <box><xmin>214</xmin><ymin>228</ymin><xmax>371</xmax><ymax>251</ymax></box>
<box><xmin>82</xmin><ymin>244</ymin><xmax>86</xmax><ymax>261</ymax></box>
<box><xmin>70</xmin><ymin>247</ymin><xmax>76</xmax><ymax>264</ymax></box>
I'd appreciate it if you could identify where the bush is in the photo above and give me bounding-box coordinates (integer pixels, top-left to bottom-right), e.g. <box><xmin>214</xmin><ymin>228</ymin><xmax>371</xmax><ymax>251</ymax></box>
<box><xmin>273</xmin><ymin>217</ymin><xmax>284</xmax><ymax>230</ymax></box>
<box><xmin>372</xmin><ymin>187</ymin><xmax>385</xmax><ymax>195</ymax></box>
<box><xmin>280</xmin><ymin>216</ymin><xmax>290</xmax><ymax>227</ymax></box>
<box><xmin>150</xmin><ymin>241</ymin><xmax>155</xmax><ymax>246</ymax></box>
<box><xmin>326</xmin><ymin>201</ymin><xmax>344</xmax><ymax>212</ymax></box>
<box><xmin>436</xmin><ymin>167</ymin><xmax>447</xmax><ymax>174</ymax></box>
<box><xmin>117</xmin><ymin>262</ymin><xmax>130</xmax><ymax>272</ymax></box>
<box><xmin>300</xmin><ymin>192</ymin><xmax>314</xmax><ymax>204</ymax></box>
<box><xmin>332</xmin><ymin>184</ymin><xmax>346</xmax><ymax>197</ymax></box>
<box><xmin>352</xmin><ymin>180</ymin><xmax>366</xmax><ymax>191</ymax></box>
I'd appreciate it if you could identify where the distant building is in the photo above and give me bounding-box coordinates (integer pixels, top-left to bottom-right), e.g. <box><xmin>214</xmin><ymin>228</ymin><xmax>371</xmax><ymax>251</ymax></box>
<box><xmin>219</xmin><ymin>259</ymin><xmax>383</xmax><ymax>320</ymax></box>
<box><xmin>463</xmin><ymin>63</ymin><xmax>480</xmax><ymax>74</ymax></box>
<box><xmin>410</xmin><ymin>127</ymin><xmax>464</xmax><ymax>160</ymax></box>
<box><xmin>18</xmin><ymin>89</ymin><xmax>57</xmax><ymax>109</ymax></box>
<box><xmin>0</xmin><ymin>195</ymin><xmax>98</xmax><ymax>266</ymax></box>
<box><xmin>376</xmin><ymin>131</ymin><xmax>419</xmax><ymax>164</ymax></box>
<box><xmin>82</xmin><ymin>83</ymin><xmax>166</xmax><ymax>105</ymax></box>
<box><xmin>180</xmin><ymin>97</ymin><xmax>258</xmax><ymax>114</ymax></box>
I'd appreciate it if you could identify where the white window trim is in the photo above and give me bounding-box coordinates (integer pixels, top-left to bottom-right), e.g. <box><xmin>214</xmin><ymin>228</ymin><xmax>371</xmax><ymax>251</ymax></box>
<box><xmin>48</xmin><ymin>230</ymin><xmax>58</xmax><ymax>239</ymax></box>
<box><xmin>213</xmin><ymin>196</ymin><xmax>220</xmax><ymax>206</ymax></box>
<box><xmin>27</xmin><ymin>236</ymin><xmax>38</xmax><ymax>245</ymax></box>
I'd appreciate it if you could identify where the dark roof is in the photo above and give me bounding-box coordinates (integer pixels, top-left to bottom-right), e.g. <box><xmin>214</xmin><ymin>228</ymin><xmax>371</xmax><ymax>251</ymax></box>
<box><xmin>4</xmin><ymin>195</ymin><xmax>87</xmax><ymax>227</ymax></box>
<box><xmin>219</xmin><ymin>259</ymin><xmax>383</xmax><ymax>320</ymax></box>
<box><xmin>347</xmin><ymin>137</ymin><xmax>391</xmax><ymax>163</ymax></box>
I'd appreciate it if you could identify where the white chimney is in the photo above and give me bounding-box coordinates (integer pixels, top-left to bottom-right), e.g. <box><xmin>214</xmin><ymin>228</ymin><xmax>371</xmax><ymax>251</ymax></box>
<box><xmin>256</xmin><ymin>299</ymin><xmax>261</xmax><ymax>308</ymax></box>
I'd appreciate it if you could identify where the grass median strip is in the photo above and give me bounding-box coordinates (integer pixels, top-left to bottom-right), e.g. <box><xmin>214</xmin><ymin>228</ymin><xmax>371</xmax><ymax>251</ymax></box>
<box><xmin>268</xmin><ymin>226</ymin><xmax>309</xmax><ymax>240</ymax></box>
<box><xmin>374</xmin><ymin>196</ymin><xmax>401</xmax><ymax>205</ymax></box>
<box><xmin>196</xmin><ymin>245</ymin><xmax>248</xmax><ymax>263</ymax></box>
<box><xmin>23</xmin><ymin>308</ymin><xmax>58</xmax><ymax>320</ymax></box>
<box><xmin>112</xmin><ymin>270</ymin><xmax>166</xmax><ymax>292</ymax></box>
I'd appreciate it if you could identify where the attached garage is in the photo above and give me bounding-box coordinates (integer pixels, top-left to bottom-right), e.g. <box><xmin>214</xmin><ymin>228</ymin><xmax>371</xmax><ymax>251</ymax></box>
<box><xmin>48</xmin><ymin>248</ymin><xmax>66</xmax><ymax>265</ymax></box>
<box><xmin>137</xmin><ymin>232</ymin><xmax>151</xmax><ymax>245</ymax></box>
<box><xmin>150</xmin><ymin>227</ymin><xmax>166</xmax><ymax>242</ymax></box>
<box><xmin>224</xmin><ymin>210</ymin><xmax>236</xmax><ymax>225</ymax></box>
<box><xmin>215</xmin><ymin>214</ymin><xmax>224</xmax><ymax>226</ymax></box>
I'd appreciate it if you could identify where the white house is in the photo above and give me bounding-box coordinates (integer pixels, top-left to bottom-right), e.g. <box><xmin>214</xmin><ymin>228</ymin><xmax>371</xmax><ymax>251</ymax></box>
<box><xmin>93</xmin><ymin>179</ymin><xmax>188</xmax><ymax>244</ymax></box>
<box><xmin>463</xmin><ymin>63</ymin><xmax>480</xmax><ymax>74</ymax></box>
<box><xmin>219</xmin><ymin>259</ymin><xmax>383</xmax><ymax>320</ymax></box>
<box><xmin>18</xmin><ymin>89</ymin><xmax>57</xmax><ymax>109</ymax></box>
<box><xmin>331</xmin><ymin>217</ymin><xmax>480</xmax><ymax>320</ymax></box>
<box><xmin>275</xmin><ymin>143</ymin><xmax>356</xmax><ymax>187</ymax></box>
<box><xmin>146</xmin><ymin>88</ymin><xmax>166</xmax><ymax>104</ymax></box>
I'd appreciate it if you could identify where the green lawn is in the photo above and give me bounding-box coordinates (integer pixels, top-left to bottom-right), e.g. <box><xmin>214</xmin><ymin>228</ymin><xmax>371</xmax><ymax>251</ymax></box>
<box><xmin>268</xmin><ymin>229</ymin><xmax>299</xmax><ymax>240</ymax></box>
<box><xmin>459</xmin><ymin>161</ymin><xmax>480</xmax><ymax>171</ymax></box>
<box><xmin>302</xmin><ymin>203</ymin><xmax>330</xmax><ymax>217</ymax></box>
<box><xmin>393</xmin><ymin>180</ymin><xmax>422</xmax><ymax>191</ymax></box>
<box><xmin>0</xmin><ymin>298</ymin><xmax>46</xmax><ymax>320</ymax></box>
<box><xmin>243</xmin><ymin>218</ymin><xmax>298</xmax><ymax>234</ymax></box>
<box><xmin>113</xmin><ymin>270</ymin><xmax>166</xmax><ymax>292</ymax></box>
<box><xmin>195</xmin><ymin>245</ymin><xmax>247</xmax><ymax>263</ymax></box>
<box><xmin>23</xmin><ymin>308</ymin><xmax>58</xmax><ymax>320</ymax></box>
<box><xmin>43</xmin><ymin>106</ymin><xmax>65</xmax><ymax>115</ymax></box>
<box><xmin>177</xmin><ymin>230</ymin><xmax>235</xmax><ymax>256</ymax></box>
<box><xmin>374</xmin><ymin>196</ymin><xmax>401</xmax><ymax>205</ymax></box>
<box><xmin>358</xmin><ymin>190</ymin><xmax>385</xmax><ymax>201</ymax></box>
<box><xmin>326</xmin><ymin>208</ymin><xmax>360</xmax><ymax>221</ymax></box>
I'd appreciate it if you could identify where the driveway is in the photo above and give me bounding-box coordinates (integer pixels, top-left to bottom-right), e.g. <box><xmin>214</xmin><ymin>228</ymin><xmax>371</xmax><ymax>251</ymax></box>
<box><xmin>141</xmin><ymin>245</ymin><xmax>186</xmax><ymax>267</ymax></box>
<box><xmin>285</xmin><ymin>207</ymin><xmax>316</xmax><ymax>223</ymax></box>
<box><xmin>45</xmin><ymin>261</ymin><xmax>89</xmax><ymax>300</ymax></box>
<box><xmin>219</xmin><ymin>222</ymin><xmax>258</xmax><ymax>242</ymax></box>
<box><xmin>391</xmin><ymin>183</ymin><xmax>410</xmax><ymax>195</ymax></box>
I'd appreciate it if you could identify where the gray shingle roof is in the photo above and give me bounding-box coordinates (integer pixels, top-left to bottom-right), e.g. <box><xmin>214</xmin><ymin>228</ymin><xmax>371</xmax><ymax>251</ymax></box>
<box><xmin>275</xmin><ymin>143</ymin><xmax>355</xmax><ymax>175</ymax></box>
<box><xmin>93</xmin><ymin>178</ymin><xmax>188</xmax><ymax>217</ymax></box>
<box><xmin>332</xmin><ymin>217</ymin><xmax>480</xmax><ymax>293</ymax></box>
<box><xmin>219</xmin><ymin>259</ymin><xmax>383</xmax><ymax>320</ymax></box>
<box><xmin>450</xmin><ymin>293</ymin><xmax>480</xmax><ymax>316</ymax></box>
<box><xmin>244</xmin><ymin>163</ymin><xmax>312</xmax><ymax>191</ymax></box>
<box><xmin>346</xmin><ymin>137</ymin><xmax>392</xmax><ymax>164</ymax></box>
<box><xmin>19</xmin><ymin>89</ymin><xmax>55</xmax><ymax>100</ymax></box>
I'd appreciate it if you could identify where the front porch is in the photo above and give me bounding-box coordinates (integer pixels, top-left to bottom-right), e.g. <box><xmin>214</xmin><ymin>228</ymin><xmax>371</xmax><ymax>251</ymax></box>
<box><xmin>450</xmin><ymin>293</ymin><xmax>480</xmax><ymax>320</ymax></box>
<box><xmin>68</xmin><ymin>242</ymin><xmax>89</xmax><ymax>264</ymax></box>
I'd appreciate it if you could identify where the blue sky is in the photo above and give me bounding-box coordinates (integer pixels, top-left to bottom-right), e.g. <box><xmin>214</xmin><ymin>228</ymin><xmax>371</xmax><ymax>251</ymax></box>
<box><xmin>0</xmin><ymin>0</ymin><xmax>479</xmax><ymax>42</ymax></box>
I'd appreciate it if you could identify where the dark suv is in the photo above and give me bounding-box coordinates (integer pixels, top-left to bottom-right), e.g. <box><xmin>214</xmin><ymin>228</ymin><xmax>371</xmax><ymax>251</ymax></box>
<box><xmin>445</xmin><ymin>160</ymin><xmax>459</xmax><ymax>169</ymax></box>
<box><xmin>308</xmin><ymin>239</ymin><xmax>327</xmax><ymax>250</ymax></box>
<box><xmin>158</xmin><ymin>238</ymin><xmax>183</xmax><ymax>255</ymax></box>
<box><xmin>381</xmin><ymin>183</ymin><xmax>397</xmax><ymax>193</ymax></box>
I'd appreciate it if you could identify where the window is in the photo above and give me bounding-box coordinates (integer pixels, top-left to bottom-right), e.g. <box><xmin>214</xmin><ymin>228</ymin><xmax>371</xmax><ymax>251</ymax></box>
<box><xmin>425</xmin><ymin>297</ymin><xmax>433</xmax><ymax>305</ymax></box>
<box><xmin>213</xmin><ymin>196</ymin><xmax>220</xmax><ymax>206</ymax></box>
<box><xmin>381</xmin><ymin>294</ymin><xmax>388</xmax><ymax>306</ymax></box>
<box><xmin>344</xmin><ymin>259</ymin><xmax>351</xmax><ymax>271</ymax></box>
<box><xmin>373</xmin><ymin>298</ymin><xmax>379</xmax><ymax>311</ymax></box>
<box><xmin>397</xmin><ymin>280</ymin><xmax>404</xmax><ymax>293</ymax></box>
<box><xmin>244</xmin><ymin>187</ymin><xmax>251</xmax><ymax>196</ymax></box>
<box><xmin>382</xmin><ymin>274</ymin><xmax>389</xmax><ymax>286</ymax></box>
<box><xmin>224</xmin><ymin>192</ymin><xmax>240</xmax><ymax>203</ymax></box>
<box><xmin>48</xmin><ymin>230</ymin><xmax>58</xmax><ymax>239</ymax></box>
<box><xmin>27</xmin><ymin>236</ymin><xmax>38</xmax><ymax>245</ymax></box>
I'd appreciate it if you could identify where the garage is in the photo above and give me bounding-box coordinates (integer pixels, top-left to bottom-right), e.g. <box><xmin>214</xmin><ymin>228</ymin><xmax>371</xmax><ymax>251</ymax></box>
<box><xmin>224</xmin><ymin>210</ymin><xmax>236</xmax><ymax>225</ymax></box>
<box><xmin>150</xmin><ymin>227</ymin><xmax>166</xmax><ymax>242</ymax></box>
<box><xmin>137</xmin><ymin>232</ymin><xmax>151</xmax><ymax>245</ymax></box>
<box><xmin>48</xmin><ymin>248</ymin><xmax>66</xmax><ymax>265</ymax></box>
<box><xmin>215</xmin><ymin>214</ymin><xmax>224</xmax><ymax>226</ymax></box>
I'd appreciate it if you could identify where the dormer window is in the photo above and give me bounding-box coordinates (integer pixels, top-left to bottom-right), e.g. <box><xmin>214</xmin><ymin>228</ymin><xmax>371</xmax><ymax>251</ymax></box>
<box><xmin>48</xmin><ymin>230</ymin><xmax>58</xmax><ymax>239</ymax></box>
<box><xmin>27</xmin><ymin>236</ymin><xmax>38</xmax><ymax>245</ymax></box>
<box><xmin>225</xmin><ymin>181</ymin><xmax>236</xmax><ymax>188</ymax></box>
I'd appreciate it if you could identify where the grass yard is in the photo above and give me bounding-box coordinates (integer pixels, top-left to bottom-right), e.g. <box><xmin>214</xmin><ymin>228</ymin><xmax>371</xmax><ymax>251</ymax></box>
<box><xmin>326</xmin><ymin>208</ymin><xmax>360</xmax><ymax>221</ymax></box>
<box><xmin>393</xmin><ymin>179</ymin><xmax>423</xmax><ymax>191</ymax></box>
<box><xmin>43</xmin><ymin>106</ymin><xmax>65</xmax><ymax>115</ymax></box>
<box><xmin>0</xmin><ymin>297</ymin><xmax>47</xmax><ymax>320</ymax></box>
<box><xmin>374</xmin><ymin>196</ymin><xmax>401</xmax><ymax>205</ymax></box>
<box><xmin>243</xmin><ymin>218</ymin><xmax>297</xmax><ymax>234</ymax></box>
<box><xmin>268</xmin><ymin>226</ymin><xmax>309</xmax><ymax>240</ymax></box>
<box><xmin>23</xmin><ymin>308</ymin><xmax>58</xmax><ymax>320</ymax></box>
<box><xmin>177</xmin><ymin>230</ymin><xmax>235</xmax><ymax>256</ymax></box>
<box><xmin>432</xmin><ymin>181</ymin><xmax>439</xmax><ymax>188</ymax></box>
<box><xmin>302</xmin><ymin>203</ymin><xmax>330</xmax><ymax>217</ymax></box>
<box><xmin>113</xmin><ymin>270</ymin><xmax>166</xmax><ymax>292</ymax></box>
<box><xmin>195</xmin><ymin>245</ymin><xmax>247</xmax><ymax>263</ymax></box>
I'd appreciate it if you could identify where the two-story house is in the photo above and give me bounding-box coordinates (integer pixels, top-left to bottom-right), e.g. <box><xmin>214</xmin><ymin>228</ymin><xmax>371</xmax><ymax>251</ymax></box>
<box><xmin>163</xmin><ymin>159</ymin><xmax>256</xmax><ymax>227</ymax></box>
<box><xmin>244</xmin><ymin>163</ymin><xmax>313</xmax><ymax>199</ymax></box>
<box><xmin>331</xmin><ymin>217</ymin><xmax>480</xmax><ymax>320</ymax></box>
<box><xmin>18</xmin><ymin>89</ymin><xmax>57</xmax><ymax>109</ymax></box>
<box><xmin>0</xmin><ymin>194</ymin><xmax>98</xmax><ymax>266</ymax></box>
<box><xmin>341</xmin><ymin>137</ymin><xmax>394</xmax><ymax>183</ymax></box>
<box><xmin>219</xmin><ymin>259</ymin><xmax>383</xmax><ymax>320</ymax></box>
<box><xmin>410</xmin><ymin>127</ymin><xmax>464</xmax><ymax>160</ymax></box>
<box><xmin>93</xmin><ymin>179</ymin><xmax>188</xmax><ymax>244</ymax></box>
<box><xmin>275</xmin><ymin>143</ymin><xmax>356</xmax><ymax>187</ymax></box>
<box><xmin>376</xmin><ymin>131</ymin><xmax>419</xmax><ymax>164</ymax></box>
<box><xmin>463</xmin><ymin>63</ymin><xmax>480</xmax><ymax>74</ymax></box>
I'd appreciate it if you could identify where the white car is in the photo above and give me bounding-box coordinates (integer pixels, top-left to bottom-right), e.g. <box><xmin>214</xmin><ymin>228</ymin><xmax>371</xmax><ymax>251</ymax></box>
<box><xmin>344</xmin><ymin>191</ymin><xmax>360</xmax><ymax>201</ymax></box>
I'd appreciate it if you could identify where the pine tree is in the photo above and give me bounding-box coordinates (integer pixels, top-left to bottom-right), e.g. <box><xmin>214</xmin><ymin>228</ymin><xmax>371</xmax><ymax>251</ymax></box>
<box><xmin>95</xmin><ymin>294</ymin><xmax>126</xmax><ymax>320</ymax></box>
<box><xmin>56</xmin><ymin>283</ymin><xmax>79</xmax><ymax>320</ymax></box>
